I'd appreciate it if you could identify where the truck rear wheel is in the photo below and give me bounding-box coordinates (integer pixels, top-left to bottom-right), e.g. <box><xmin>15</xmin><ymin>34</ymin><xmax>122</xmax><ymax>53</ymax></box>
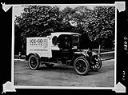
<box><xmin>73</xmin><ymin>56</ymin><xmax>90</xmax><ymax>75</ymax></box>
<box><xmin>28</xmin><ymin>54</ymin><xmax>40</xmax><ymax>70</ymax></box>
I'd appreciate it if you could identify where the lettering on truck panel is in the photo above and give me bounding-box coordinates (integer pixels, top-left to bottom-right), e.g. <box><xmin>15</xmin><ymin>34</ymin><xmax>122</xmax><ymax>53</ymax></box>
<box><xmin>29</xmin><ymin>38</ymin><xmax>48</xmax><ymax>48</ymax></box>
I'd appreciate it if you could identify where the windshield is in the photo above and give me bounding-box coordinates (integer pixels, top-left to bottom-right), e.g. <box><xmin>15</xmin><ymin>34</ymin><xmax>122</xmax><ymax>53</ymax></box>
<box><xmin>56</xmin><ymin>34</ymin><xmax>79</xmax><ymax>49</ymax></box>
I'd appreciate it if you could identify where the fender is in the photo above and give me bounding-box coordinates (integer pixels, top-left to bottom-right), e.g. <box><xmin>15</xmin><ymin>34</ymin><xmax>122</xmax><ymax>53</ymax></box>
<box><xmin>26</xmin><ymin>53</ymin><xmax>40</xmax><ymax>61</ymax></box>
<box><xmin>74</xmin><ymin>51</ymin><xmax>89</xmax><ymax>57</ymax></box>
<box><xmin>70</xmin><ymin>51</ymin><xmax>90</xmax><ymax>66</ymax></box>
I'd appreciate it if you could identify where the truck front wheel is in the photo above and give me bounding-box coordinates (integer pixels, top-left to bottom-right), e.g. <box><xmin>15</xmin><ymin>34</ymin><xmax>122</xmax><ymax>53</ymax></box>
<box><xmin>90</xmin><ymin>56</ymin><xmax>102</xmax><ymax>71</ymax></box>
<box><xmin>73</xmin><ymin>56</ymin><xmax>90</xmax><ymax>75</ymax></box>
<box><xmin>28</xmin><ymin>54</ymin><xmax>40</xmax><ymax>70</ymax></box>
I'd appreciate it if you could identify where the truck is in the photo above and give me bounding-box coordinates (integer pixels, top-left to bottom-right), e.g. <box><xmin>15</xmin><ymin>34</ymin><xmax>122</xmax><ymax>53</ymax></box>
<box><xmin>26</xmin><ymin>32</ymin><xmax>102</xmax><ymax>75</ymax></box>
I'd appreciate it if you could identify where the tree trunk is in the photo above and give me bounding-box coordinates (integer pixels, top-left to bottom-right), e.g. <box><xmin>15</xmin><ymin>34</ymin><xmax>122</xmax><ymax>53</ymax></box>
<box><xmin>98</xmin><ymin>44</ymin><xmax>101</xmax><ymax>55</ymax></box>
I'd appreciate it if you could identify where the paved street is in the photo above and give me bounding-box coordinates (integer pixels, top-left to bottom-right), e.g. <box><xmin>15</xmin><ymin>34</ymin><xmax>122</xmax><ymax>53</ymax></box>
<box><xmin>14</xmin><ymin>59</ymin><xmax>114</xmax><ymax>87</ymax></box>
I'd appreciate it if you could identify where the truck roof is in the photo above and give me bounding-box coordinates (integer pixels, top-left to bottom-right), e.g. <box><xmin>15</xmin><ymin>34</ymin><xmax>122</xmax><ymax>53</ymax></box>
<box><xmin>51</xmin><ymin>32</ymin><xmax>80</xmax><ymax>37</ymax></box>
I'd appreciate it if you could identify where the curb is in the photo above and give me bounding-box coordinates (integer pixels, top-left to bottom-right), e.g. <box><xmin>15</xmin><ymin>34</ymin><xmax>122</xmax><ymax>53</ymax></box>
<box><xmin>101</xmin><ymin>51</ymin><xmax>115</xmax><ymax>54</ymax></box>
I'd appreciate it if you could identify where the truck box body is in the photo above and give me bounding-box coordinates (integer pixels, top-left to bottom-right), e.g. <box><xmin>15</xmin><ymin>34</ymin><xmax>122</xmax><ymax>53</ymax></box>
<box><xmin>26</xmin><ymin>37</ymin><xmax>52</xmax><ymax>58</ymax></box>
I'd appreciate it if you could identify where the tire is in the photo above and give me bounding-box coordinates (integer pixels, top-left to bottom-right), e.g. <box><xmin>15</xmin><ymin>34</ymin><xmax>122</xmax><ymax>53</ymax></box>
<box><xmin>28</xmin><ymin>54</ymin><xmax>40</xmax><ymax>70</ymax></box>
<box><xmin>90</xmin><ymin>56</ymin><xmax>102</xmax><ymax>71</ymax></box>
<box><xmin>73</xmin><ymin>56</ymin><xmax>90</xmax><ymax>75</ymax></box>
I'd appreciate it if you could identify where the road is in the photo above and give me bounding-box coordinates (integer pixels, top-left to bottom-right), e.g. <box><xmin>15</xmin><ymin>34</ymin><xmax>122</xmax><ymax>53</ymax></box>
<box><xmin>14</xmin><ymin>59</ymin><xmax>114</xmax><ymax>87</ymax></box>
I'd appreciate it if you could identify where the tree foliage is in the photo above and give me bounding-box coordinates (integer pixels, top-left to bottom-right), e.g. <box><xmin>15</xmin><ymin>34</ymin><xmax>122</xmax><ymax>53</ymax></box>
<box><xmin>15</xmin><ymin>5</ymin><xmax>115</xmax><ymax>53</ymax></box>
<box><xmin>15</xmin><ymin>5</ymin><xmax>61</xmax><ymax>37</ymax></box>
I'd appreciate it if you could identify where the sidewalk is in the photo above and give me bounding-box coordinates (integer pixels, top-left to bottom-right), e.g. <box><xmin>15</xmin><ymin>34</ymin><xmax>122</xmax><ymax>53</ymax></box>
<box><xmin>100</xmin><ymin>51</ymin><xmax>114</xmax><ymax>61</ymax></box>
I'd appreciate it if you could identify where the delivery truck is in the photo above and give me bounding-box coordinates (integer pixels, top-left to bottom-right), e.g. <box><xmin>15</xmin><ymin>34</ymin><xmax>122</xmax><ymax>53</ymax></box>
<box><xmin>26</xmin><ymin>32</ymin><xmax>102</xmax><ymax>75</ymax></box>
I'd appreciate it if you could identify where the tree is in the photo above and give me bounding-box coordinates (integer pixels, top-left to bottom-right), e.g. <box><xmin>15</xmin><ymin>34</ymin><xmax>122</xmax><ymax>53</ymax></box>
<box><xmin>15</xmin><ymin>5</ymin><xmax>61</xmax><ymax>36</ymax></box>
<box><xmin>87</xmin><ymin>6</ymin><xmax>115</xmax><ymax>49</ymax></box>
